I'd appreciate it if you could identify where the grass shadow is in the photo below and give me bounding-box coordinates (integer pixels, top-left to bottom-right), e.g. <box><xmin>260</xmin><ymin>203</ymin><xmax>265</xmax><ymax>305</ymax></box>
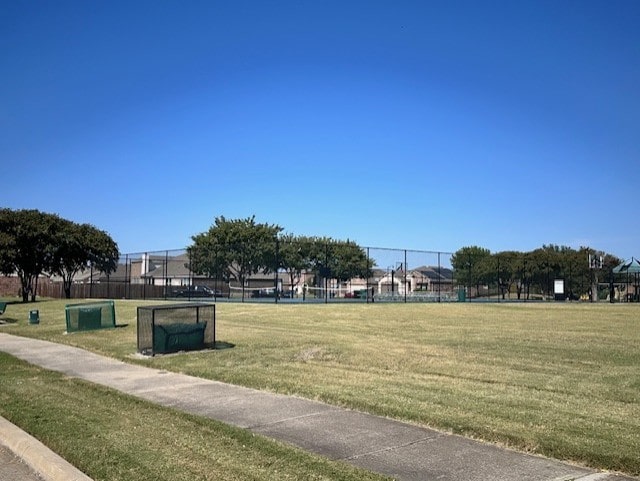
<box><xmin>0</xmin><ymin>317</ymin><xmax>19</xmax><ymax>325</ymax></box>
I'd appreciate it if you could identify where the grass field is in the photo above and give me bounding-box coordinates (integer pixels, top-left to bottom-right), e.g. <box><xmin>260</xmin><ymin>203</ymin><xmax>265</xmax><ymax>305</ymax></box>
<box><xmin>1</xmin><ymin>299</ymin><xmax>639</xmax><ymax>477</ymax></box>
<box><xmin>0</xmin><ymin>353</ymin><xmax>390</xmax><ymax>481</ymax></box>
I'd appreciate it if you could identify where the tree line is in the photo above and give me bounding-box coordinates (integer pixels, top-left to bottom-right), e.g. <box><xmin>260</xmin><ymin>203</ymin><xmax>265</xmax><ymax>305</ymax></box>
<box><xmin>187</xmin><ymin>216</ymin><xmax>373</xmax><ymax>296</ymax></box>
<box><xmin>2</xmin><ymin>209</ymin><xmax>624</xmax><ymax>303</ymax></box>
<box><xmin>451</xmin><ymin>245</ymin><xmax>621</xmax><ymax>300</ymax></box>
<box><xmin>0</xmin><ymin>208</ymin><xmax>119</xmax><ymax>301</ymax></box>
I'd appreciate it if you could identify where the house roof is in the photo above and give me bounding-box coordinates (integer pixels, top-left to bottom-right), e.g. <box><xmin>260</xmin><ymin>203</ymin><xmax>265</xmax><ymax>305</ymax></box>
<box><xmin>49</xmin><ymin>267</ymin><xmax>102</xmax><ymax>283</ymax></box>
<box><xmin>374</xmin><ymin>266</ymin><xmax>453</xmax><ymax>285</ymax></box>
<box><xmin>98</xmin><ymin>262</ymin><xmax>137</xmax><ymax>282</ymax></box>
<box><xmin>412</xmin><ymin>265</ymin><xmax>453</xmax><ymax>281</ymax></box>
<box><xmin>142</xmin><ymin>256</ymin><xmax>192</xmax><ymax>278</ymax></box>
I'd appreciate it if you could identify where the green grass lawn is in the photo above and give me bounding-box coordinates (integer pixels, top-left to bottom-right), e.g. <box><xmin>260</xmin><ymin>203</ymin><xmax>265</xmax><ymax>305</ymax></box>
<box><xmin>1</xmin><ymin>299</ymin><xmax>639</xmax><ymax>476</ymax></box>
<box><xmin>0</xmin><ymin>353</ymin><xmax>390</xmax><ymax>481</ymax></box>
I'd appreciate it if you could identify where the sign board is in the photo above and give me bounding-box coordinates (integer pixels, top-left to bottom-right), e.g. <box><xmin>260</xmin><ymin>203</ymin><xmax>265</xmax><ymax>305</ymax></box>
<box><xmin>554</xmin><ymin>279</ymin><xmax>564</xmax><ymax>301</ymax></box>
<box><xmin>554</xmin><ymin>279</ymin><xmax>564</xmax><ymax>295</ymax></box>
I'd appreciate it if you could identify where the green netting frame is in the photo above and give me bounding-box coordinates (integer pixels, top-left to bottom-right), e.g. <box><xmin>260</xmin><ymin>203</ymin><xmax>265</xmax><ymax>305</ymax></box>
<box><xmin>137</xmin><ymin>303</ymin><xmax>216</xmax><ymax>356</ymax></box>
<box><xmin>65</xmin><ymin>300</ymin><xmax>116</xmax><ymax>332</ymax></box>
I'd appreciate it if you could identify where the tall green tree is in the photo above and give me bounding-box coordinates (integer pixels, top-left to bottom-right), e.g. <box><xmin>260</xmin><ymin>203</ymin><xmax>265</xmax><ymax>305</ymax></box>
<box><xmin>0</xmin><ymin>209</ymin><xmax>120</xmax><ymax>301</ymax></box>
<box><xmin>580</xmin><ymin>246</ymin><xmax>621</xmax><ymax>301</ymax></box>
<box><xmin>450</xmin><ymin>246</ymin><xmax>491</xmax><ymax>298</ymax></box>
<box><xmin>450</xmin><ymin>244</ymin><xmax>621</xmax><ymax>301</ymax></box>
<box><xmin>561</xmin><ymin>247</ymin><xmax>585</xmax><ymax>299</ymax></box>
<box><xmin>301</xmin><ymin>237</ymin><xmax>373</xmax><ymax>286</ymax></box>
<box><xmin>331</xmin><ymin>240</ymin><xmax>373</xmax><ymax>282</ymax></box>
<box><xmin>51</xmin><ymin>221</ymin><xmax>119</xmax><ymax>299</ymax></box>
<box><xmin>0</xmin><ymin>209</ymin><xmax>60</xmax><ymax>301</ymax></box>
<box><xmin>278</xmin><ymin>234</ymin><xmax>315</xmax><ymax>295</ymax></box>
<box><xmin>305</xmin><ymin>236</ymin><xmax>333</xmax><ymax>283</ymax></box>
<box><xmin>493</xmin><ymin>251</ymin><xmax>520</xmax><ymax>299</ymax></box>
<box><xmin>188</xmin><ymin>216</ymin><xmax>282</xmax><ymax>297</ymax></box>
<box><xmin>528</xmin><ymin>245</ymin><xmax>565</xmax><ymax>299</ymax></box>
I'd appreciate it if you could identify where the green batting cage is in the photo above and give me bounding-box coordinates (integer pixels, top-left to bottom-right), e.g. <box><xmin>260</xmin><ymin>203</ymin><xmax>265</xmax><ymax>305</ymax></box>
<box><xmin>137</xmin><ymin>303</ymin><xmax>216</xmax><ymax>356</ymax></box>
<box><xmin>65</xmin><ymin>300</ymin><xmax>117</xmax><ymax>332</ymax></box>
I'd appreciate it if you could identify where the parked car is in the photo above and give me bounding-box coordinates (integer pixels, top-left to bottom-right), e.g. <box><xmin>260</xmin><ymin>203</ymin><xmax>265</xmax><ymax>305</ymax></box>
<box><xmin>175</xmin><ymin>286</ymin><xmax>228</xmax><ymax>298</ymax></box>
<box><xmin>345</xmin><ymin>289</ymin><xmax>368</xmax><ymax>299</ymax></box>
<box><xmin>250</xmin><ymin>288</ymin><xmax>277</xmax><ymax>298</ymax></box>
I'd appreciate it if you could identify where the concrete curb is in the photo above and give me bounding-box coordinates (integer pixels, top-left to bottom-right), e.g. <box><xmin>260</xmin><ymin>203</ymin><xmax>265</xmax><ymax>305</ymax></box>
<box><xmin>1</xmin><ymin>333</ymin><xmax>638</xmax><ymax>481</ymax></box>
<box><xmin>0</xmin><ymin>416</ymin><xmax>93</xmax><ymax>481</ymax></box>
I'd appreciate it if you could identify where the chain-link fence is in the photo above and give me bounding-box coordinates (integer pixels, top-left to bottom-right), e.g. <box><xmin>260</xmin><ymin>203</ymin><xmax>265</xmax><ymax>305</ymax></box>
<box><xmin>36</xmin><ymin>243</ymin><xmax>458</xmax><ymax>303</ymax></box>
<box><xmin>34</xmin><ymin>241</ymin><xmax>637</xmax><ymax>303</ymax></box>
<box><xmin>365</xmin><ymin>247</ymin><xmax>455</xmax><ymax>302</ymax></box>
<box><xmin>450</xmin><ymin>249</ymin><xmax>634</xmax><ymax>302</ymax></box>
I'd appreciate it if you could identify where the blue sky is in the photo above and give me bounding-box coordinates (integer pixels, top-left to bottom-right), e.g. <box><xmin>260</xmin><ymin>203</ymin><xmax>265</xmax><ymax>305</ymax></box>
<box><xmin>2</xmin><ymin>1</ymin><xmax>639</xmax><ymax>259</ymax></box>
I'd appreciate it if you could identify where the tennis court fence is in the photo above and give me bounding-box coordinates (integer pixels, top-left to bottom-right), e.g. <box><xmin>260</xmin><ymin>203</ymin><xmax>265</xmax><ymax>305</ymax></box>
<box><xmin>34</xmin><ymin>241</ymin><xmax>618</xmax><ymax>302</ymax></box>
<box><xmin>35</xmin><ymin>243</ymin><xmax>461</xmax><ymax>303</ymax></box>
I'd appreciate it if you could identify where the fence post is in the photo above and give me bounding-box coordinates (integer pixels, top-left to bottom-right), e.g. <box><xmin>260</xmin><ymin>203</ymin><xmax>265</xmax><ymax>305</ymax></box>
<box><xmin>164</xmin><ymin>250</ymin><xmax>169</xmax><ymax>300</ymax></box>
<box><xmin>437</xmin><ymin>252</ymin><xmax>441</xmax><ymax>303</ymax></box>
<box><xmin>275</xmin><ymin>238</ymin><xmax>279</xmax><ymax>304</ymax></box>
<box><xmin>143</xmin><ymin>253</ymin><xmax>147</xmax><ymax>300</ymax></box>
<box><xmin>325</xmin><ymin>241</ymin><xmax>329</xmax><ymax>304</ymax></box>
<box><xmin>404</xmin><ymin>250</ymin><xmax>407</xmax><ymax>303</ymax></box>
<box><xmin>188</xmin><ymin>250</ymin><xmax>194</xmax><ymax>301</ymax></box>
<box><xmin>366</xmin><ymin>247</ymin><xmax>370</xmax><ymax>304</ymax></box>
<box><xmin>497</xmin><ymin>254</ymin><xmax>500</xmax><ymax>302</ymax></box>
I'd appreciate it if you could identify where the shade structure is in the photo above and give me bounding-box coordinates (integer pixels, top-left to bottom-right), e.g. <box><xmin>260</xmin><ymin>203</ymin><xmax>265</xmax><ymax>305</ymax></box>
<box><xmin>612</xmin><ymin>257</ymin><xmax>640</xmax><ymax>274</ymax></box>
<box><xmin>612</xmin><ymin>257</ymin><xmax>640</xmax><ymax>302</ymax></box>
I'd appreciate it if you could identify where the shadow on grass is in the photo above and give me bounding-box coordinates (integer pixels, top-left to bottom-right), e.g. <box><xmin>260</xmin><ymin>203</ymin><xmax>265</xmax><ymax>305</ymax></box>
<box><xmin>130</xmin><ymin>341</ymin><xmax>236</xmax><ymax>359</ymax></box>
<box><xmin>0</xmin><ymin>300</ymin><xmax>22</xmax><ymax>324</ymax></box>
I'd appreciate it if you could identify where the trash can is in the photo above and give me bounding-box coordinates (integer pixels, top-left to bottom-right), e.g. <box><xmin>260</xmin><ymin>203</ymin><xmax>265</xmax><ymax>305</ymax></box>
<box><xmin>29</xmin><ymin>309</ymin><xmax>39</xmax><ymax>324</ymax></box>
<box><xmin>457</xmin><ymin>287</ymin><xmax>466</xmax><ymax>302</ymax></box>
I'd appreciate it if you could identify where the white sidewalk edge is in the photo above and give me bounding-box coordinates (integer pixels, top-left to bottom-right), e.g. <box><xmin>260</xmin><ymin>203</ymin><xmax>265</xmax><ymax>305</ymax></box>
<box><xmin>0</xmin><ymin>415</ymin><xmax>93</xmax><ymax>481</ymax></box>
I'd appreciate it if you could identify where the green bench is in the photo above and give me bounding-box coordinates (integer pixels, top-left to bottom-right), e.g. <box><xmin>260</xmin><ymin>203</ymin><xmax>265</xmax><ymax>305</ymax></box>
<box><xmin>77</xmin><ymin>306</ymin><xmax>102</xmax><ymax>330</ymax></box>
<box><xmin>153</xmin><ymin>322</ymin><xmax>207</xmax><ymax>354</ymax></box>
<box><xmin>65</xmin><ymin>301</ymin><xmax>116</xmax><ymax>332</ymax></box>
<box><xmin>137</xmin><ymin>303</ymin><xmax>216</xmax><ymax>356</ymax></box>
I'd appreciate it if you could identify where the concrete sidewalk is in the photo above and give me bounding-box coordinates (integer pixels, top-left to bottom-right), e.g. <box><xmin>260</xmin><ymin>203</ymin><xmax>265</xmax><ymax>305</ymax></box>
<box><xmin>0</xmin><ymin>333</ymin><xmax>635</xmax><ymax>481</ymax></box>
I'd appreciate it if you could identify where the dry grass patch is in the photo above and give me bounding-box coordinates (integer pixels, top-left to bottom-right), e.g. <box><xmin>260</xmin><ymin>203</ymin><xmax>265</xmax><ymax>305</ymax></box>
<box><xmin>2</xmin><ymin>299</ymin><xmax>639</xmax><ymax>476</ymax></box>
<box><xmin>0</xmin><ymin>352</ymin><xmax>390</xmax><ymax>481</ymax></box>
